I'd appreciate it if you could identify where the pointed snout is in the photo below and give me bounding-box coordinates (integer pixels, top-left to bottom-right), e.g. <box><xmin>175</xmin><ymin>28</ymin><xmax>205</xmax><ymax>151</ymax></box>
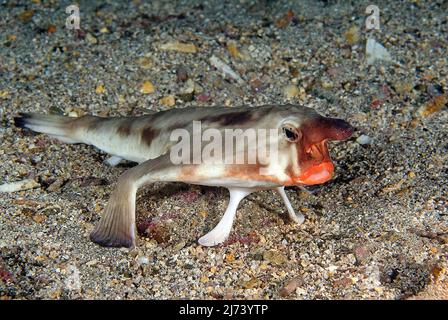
<box><xmin>300</xmin><ymin>116</ymin><xmax>353</xmax><ymax>145</ymax></box>
<box><xmin>321</xmin><ymin>118</ymin><xmax>353</xmax><ymax>141</ymax></box>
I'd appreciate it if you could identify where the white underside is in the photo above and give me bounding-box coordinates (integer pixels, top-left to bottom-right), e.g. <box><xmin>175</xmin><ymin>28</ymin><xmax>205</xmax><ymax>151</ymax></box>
<box><xmin>82</xmin><ymin>130</ymin><xmax>305</xmax><ymax>247</ymax></box>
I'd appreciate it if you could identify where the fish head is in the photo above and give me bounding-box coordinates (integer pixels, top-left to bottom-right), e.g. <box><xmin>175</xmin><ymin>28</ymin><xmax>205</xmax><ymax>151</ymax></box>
<box><xmin>172</xmin><ymin>105</ymin><xmax>352</xmax><ymax>188</ymax></box>
<box><xmin>273</xmin><ymin>106</ymin><xmax>353</xmax><ymax>186</ymax></box>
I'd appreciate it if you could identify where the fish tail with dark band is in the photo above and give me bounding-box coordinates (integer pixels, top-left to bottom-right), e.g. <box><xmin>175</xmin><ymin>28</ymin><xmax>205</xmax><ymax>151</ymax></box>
<box><xmin>14</xmin><ymin>112</ymin><xmax>81</xmax><ymax>144</ymax></box>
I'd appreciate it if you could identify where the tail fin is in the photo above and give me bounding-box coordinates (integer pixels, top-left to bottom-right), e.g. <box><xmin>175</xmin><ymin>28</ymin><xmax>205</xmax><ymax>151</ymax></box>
<box><xmin>14</xmin><ymin>113</ymin><xmax>81</xmax><ymax>144</ymax></box>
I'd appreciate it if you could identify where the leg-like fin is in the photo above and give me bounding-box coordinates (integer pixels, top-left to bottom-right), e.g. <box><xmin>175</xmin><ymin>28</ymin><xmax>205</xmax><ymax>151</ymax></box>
<box><xmin>90</xmin><ymin>154</ymin><xmax>173</xmax><ymax>248</ymax></box>
<box><xmin>276</xmin><ymin>187</ymin><xmax>304</xmax><ymax>224</ymax></box>
<box><xmin>198</xmin><ymin>187</ymin><xmax>253</xmax><ymax>247</ymax></box>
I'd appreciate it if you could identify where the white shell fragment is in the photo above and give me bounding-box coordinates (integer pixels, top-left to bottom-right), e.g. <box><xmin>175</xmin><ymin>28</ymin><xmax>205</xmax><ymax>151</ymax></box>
<box><xmin>209</xmin><ymin>55</ymin><xmax>244</xmax><ymax>84</ymax></box>
<box><xmin>356</xmin><ymin>134</ymin><xmax>373</xmax><ymax>145</ymax></box>
<box><xmin>0</xmin><ymin>179</ymin><xmax>40</xmax><ymax>193</ymax></box>
<box><xmin>366</xmin><ymin>38</ymin><xmax>393</xmax><ymax>65</ymax></box>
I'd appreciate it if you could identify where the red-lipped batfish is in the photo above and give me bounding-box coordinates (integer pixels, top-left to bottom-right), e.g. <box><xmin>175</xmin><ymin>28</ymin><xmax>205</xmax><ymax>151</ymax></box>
<box><xmin>14</xmin><ymin>104</ymin><xmax>353</xmax><ymax>248</ymax></box>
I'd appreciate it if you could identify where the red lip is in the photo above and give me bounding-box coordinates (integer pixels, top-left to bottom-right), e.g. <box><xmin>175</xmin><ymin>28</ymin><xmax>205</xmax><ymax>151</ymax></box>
<box><xmin>293</xmin><ymin>115</ymin><xmax>352</xmax><ymax>186</ymax></box>
<box><xmin>296</xmin><ymin>161</ymin><xmax>334</xmax><ymax>185</ymax></box>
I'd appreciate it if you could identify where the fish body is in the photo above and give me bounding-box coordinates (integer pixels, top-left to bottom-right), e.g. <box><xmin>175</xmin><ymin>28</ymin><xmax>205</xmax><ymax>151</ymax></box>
<box><xmin>14</xmin><ymin>104</ymin><xmax>353</xmax><ymax>248</ymax></box>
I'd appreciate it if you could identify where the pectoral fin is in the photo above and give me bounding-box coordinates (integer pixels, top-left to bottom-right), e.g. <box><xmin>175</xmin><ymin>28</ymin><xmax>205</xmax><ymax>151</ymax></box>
<box><xmin>198</xmin><ymin>187</ymin><xmax>254</xmax><ymax>247</ymax></box>
<box><xmin>90</xmin><ymin>154</ymin><xmax>174</xmax><ymax>248</ymax></box>
<box><xmin>276</xmin><ymin>187</ymin><xmax>304</xmax><ymax>224</ymax></box>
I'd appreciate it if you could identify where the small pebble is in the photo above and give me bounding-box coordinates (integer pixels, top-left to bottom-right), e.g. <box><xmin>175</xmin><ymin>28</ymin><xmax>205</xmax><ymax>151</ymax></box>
<box><xmin>263</xmin><ymin>250</ymin><xmax>287</xmax><ymax>265</ymax></box>
<box><xmin>279</xmin><ymin>276</ymin><xmax>304</xmax><ymax>297</ymax></box>
<box><xmin>138</xmin><ymin>256</ymin><xmax>149</xmax><ymax>265</ymax></box>
<box><xmin>283</xmin><ymin>84</ymin><xmax>299</xmax><ymax>99</ymax></box>
<box><xmin>0</xmin><ymin>179</ymin><xmax>40</xmax><ymax>193</ymax></box>
<box><xmin>160</xmin><ymin>42</ymin><xmax>197</xmax><ymax>53</ymax></box>
<box><xmin>160</xmin><ymin>95</ymin><xmax>175</xmax><ymax>107</ymax></box>
<box><xmin>86</xmin><ymin>33</ymin><xmax>98</xmax><ymax>45</ymax></box>
<box><xmin>356</xmin><ymin>134</ymin><xmax>373</xmax><ymax>145</ymax></box>
<box><xmin>95</xmin><ymin>85</ymin><xmax>105</xmax><ymax>94</ymax></box>
<box><xmin>137</xmin><ymin>56</ymin><xmax>153</xmax><ymax>69</ymax></box>
<box><xmin>140</xmin><ymin>81</ymin><xmax>155</xmax><ymax>94</ymax></box>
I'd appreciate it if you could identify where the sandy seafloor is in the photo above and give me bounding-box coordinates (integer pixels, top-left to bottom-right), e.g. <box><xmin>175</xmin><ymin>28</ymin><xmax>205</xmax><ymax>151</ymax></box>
<box><xmin>0</xmin><ymin>0</ymin><xmax>447</xmax><ymax>299</ymax></box>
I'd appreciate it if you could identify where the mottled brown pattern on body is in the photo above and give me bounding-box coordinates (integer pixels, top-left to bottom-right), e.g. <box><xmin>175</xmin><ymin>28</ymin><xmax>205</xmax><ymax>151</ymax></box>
<box><xmin>177</xmin><ymin>165</ymin><xmax>199</xmax><ymax>181</ymax></box>
<box><xmin>70</xmin><ymin>115</ymin><xmax>104</xmax><ymax>133</ymax></box>
<box><xmin>167</xmin><ymin>121</ymin><xmax>188</xmax><ymax>132</ymax></box>
<box><xmin>201</xmin><ymin>110</ymin><xmax>257</xmax><ymax>126</ymax></box>
<box><xmin>225</xmin><ymin>162</ymin><xmax>283</xmax><ymax>185</ymax></box>
<box><xmin>141</xmin><ymin>126</ymin><xmax>159</xmax><ymax>147</ymax></box>
<box><xmin>117</xmin><ymin>119</ymin><xmax>134</xmax><ymax>136</ymax></box>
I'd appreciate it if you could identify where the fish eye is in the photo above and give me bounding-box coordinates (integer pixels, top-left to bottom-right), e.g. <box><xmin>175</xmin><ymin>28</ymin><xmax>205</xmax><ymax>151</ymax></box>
<box><xmin>282</xmin><ymin>126</ymin><xmax>300</xmax><ymax>142</ymax></box>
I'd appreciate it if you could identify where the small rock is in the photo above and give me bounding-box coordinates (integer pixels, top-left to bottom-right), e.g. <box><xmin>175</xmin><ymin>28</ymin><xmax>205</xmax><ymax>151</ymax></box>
<box><xmin>18</xmin><ymin>10</ymin><xmax>34</xmax><ymax>23</ymax></box>
<box><xmin>150</xmin><ymin>225</ymin><xmax>169</xmax><ymax>244</ymax></box>
<box><xmin>32</xmin><ymin>214</ymin><xmax>46</xmax><ymax>224</ymax></box>
<box><xmin>283</xmin><ymin>84</ymin><xmax>299</xmax><ymax>99</ymax></box>
<box><xmin>160</xmin><ymin>95</ymin><xmax>175</xmax><ymax>107</ymax></box>
<box><xmin>289</xmin><ymin>67</ymin><xmax>300</xmax><ymax>78</ymax></box>
<box><xmin>209</xmin><ymin>55</ymin><xmax>243</xmax><ymax>84</ymax></box>
<box><xmin>178</xmin><ymin>79</ymin><xmax>195</xmax><ymax>101</ymax></box>
<box><xmin>427</xmin><ymin>84</ymin><xmax>444</xmax><ymax>97</ymax></box>
<box><xmin>364</xmin><ymin>264</ymin><xmax>382</xmax><ymax>289</ymax></box>
<box><xmin>242</xmin><ymin>277</ymin><xmax>261</xmax><ymax>289</ymax></box>
<box><xmin>68</xmin><ymin>110</ymin><xmax>79</xmax><ymax>117</ymax></box>
<box><xmin>344</xmin><ymin>26</ymin><xmax>360</xmax><ymax>45</ymax></box>
<box><xmin>136</xmin><ymin>56</ymin><xmax>153</xmax><ymax>69</ymax></box>
<box><xmin>0</xmin><ymin>179</ymin><xmax>40</xmax><ymax>193</ymax></box>
<box><xmin>0</xmin><ymin>90</ymin><xmax>9</xmax><ymax>99</ymax></box>
<box><xmin>279</xmin><ymin>276</ymin><xmax>304</xmax><ymax>297</ymax></box>
<box><xmin>226</xmin><ymin>41</ymin><xmax>249</xmax><ymax>60</ymax></box>
<box><xmin>86</xmin><ymin>33</ymin><xmax>98</xmax><ymax>45</ymax></box>
<box><xmin>327</xmin><ymin>265</ymin><xmax>338</xmax><ymax>273</ymax></box>
<box><xmin>225</xmin><ymin>252</ymin><xmax>235</xmax><ymax>263</ymax></box>
<box><xmin>86</xmin><ymin>259</ymin><xmax>98</xmax><ymax>267</ymax></box>
<box><xmin>160</xmin><ymin>42</ymin><xmax>197</xmax><ymax>53</ymax></box>
<box><xmin>418</xmin><ymin>95</ymin><xmax>447</xmax><ymax>117</ymax></box>
<box><xmin>353</xmin><ymin>246</ymin><xmax>370</xmax><ymax>264</ymax></box>
<box><xmin>356</xmin><ymin>134</ymin><xmax>373</xmax><ymax>145</ymax></box>
<box><xmin>176</xmin><ymin>67</ymin><xmax>188</xmax><ymax>82</ymax></box>
<box><xmin>140</xmin><ymin>81</ymin><xmax>155</xmax><ymax>94</ymax></box>
<box><xmin>172</xmin><ymin>241</ymin><xmax>186</xmax><ymax>251</ymax></box>
<box><xmin>47</xmin><ymin>178</ymin><xmax>65</xmax><ymax>192</ymax></box>
<box><xmin>95</xmin><ymin>85</ymin><xmax>105</xmax><ymax>94</ymax></box>
<box><xmin>249</xmin><ymin>78</ymin><xmax>268</xmax><ymax>94</ymax></box>
<box><xmin>138</xmin><ymin>256</ymin><xmax>149</xmax><ymax>265</ymax></box>
<box><xmin>47</xmin><ymin>25</ymin><xmax>57</xmax><ymax>33</ymax></box>
<box><xmin>196</xmin><ymin>93</ymin><xmax>210</xmax><ymax>102</ymax></box>
<box><xmin>275</xmin><ymin>9</ymin><xmax>296</xmax><ymax>28</ymax></box>
<box><xmin>381</xmin><ymin>179</ymin><xmax>405</xmax><ymax>193</ymax></box>
<box><xmin>263</xmin><ymin>250</ymin><xmax>287</xmax><ymax>265</ymax></box>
